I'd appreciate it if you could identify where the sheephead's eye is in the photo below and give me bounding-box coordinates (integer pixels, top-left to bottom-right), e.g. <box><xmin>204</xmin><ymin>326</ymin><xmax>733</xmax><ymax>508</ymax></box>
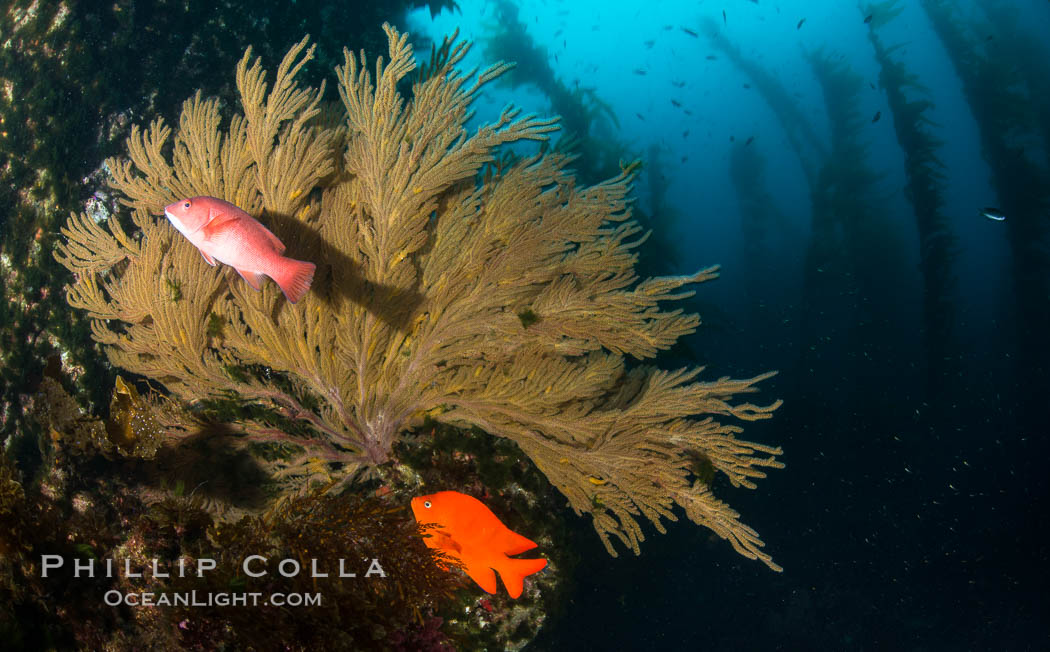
<box><xmin>423</xmin><ymin>501</ymin><xmax>432</xmax><ymax>508</ymax></box>
<box><xmin>183</xmin><ymin>201</ymin><xmax>191</xmax><ymax>209</ymax></box>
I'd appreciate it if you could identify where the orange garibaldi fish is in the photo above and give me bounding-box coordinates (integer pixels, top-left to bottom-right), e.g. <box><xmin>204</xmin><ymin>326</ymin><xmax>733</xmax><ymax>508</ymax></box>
<box><xmin>411</xmin><ymin>491</ymin><xmax>547</xmax><ymax>599</ymax></box>
<box><xmin>163</xmin><ymin>196</ymin><xmax>315</xmax><ymax>303</ymax></box>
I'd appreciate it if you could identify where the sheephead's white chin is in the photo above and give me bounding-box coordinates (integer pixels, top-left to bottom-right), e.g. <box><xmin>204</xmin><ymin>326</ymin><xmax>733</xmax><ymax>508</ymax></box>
<box><xmin>164</xmin><ymin>211</ymin><xmax>193</xmax><ymax>238</ymax></box>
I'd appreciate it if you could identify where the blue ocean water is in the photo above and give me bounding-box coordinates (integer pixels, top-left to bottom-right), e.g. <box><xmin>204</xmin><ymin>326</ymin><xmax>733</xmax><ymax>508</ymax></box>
<box><xmin>407</xmin><ymin>0</ymin><xmax>1050</xmax><ymax>648</ymax></box>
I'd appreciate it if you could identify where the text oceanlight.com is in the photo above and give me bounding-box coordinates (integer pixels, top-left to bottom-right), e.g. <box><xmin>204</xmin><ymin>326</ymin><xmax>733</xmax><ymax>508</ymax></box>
<box><xmin>104</xmin><ymin>590</ymin><xmax>322</xmax><ymax>607</ymax></box>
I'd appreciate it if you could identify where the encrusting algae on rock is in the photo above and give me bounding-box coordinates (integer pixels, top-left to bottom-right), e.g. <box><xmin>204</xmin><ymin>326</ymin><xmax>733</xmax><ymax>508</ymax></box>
<box><xmin>56</xmin><ymin>25</ymin><xmax>785</xmax><ymax>569</ymax></box>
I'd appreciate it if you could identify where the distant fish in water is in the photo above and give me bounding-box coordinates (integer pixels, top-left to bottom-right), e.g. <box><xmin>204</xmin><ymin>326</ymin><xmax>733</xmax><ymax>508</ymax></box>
<box><xmin>870</xmin><ymin>82</ymin><xmax>876</xmax><ymax>89</ymax></box>
<box><xmin>681</xmin><ymin>27</ymin><xmax>698</xmax><ymax>37</ymax></box>
<box><xmin>979</xmin><ymin>207</ymin><xmax>1006</xmax><ymax>221</ymax></box>
<box><xmin>683</xmin><ymin>129</ymin><xmax>689</xmax><ymax>137</ymax></box>
<box><xmin>636</xmin><ymin>112</ymin><xmax>645</xmax><ymax>120</ymax></box>
<box><xmin>730</xmin><ymin>135</ymin><xmax>735</xmax><ymax>142</ymax></box>
<box><xmin>797</xmin><ymin>18</ymin><xmax>806</xmax><ymax>29</ymax></box>
<box><xmin>746</xmin><ymin>136</ymin><xmax>754</xmax><ymax>146</ymax></box>
<box><xmin>412</xmin><ymin>491</ymin><xmax>547</xmax><ymax>599</ymax></box>
<box><xmin>743</xmin><ymin>83</ymin><xmax>751</xmax><ymax>89</ymax></box>
<box><xmin>723</xmin><ymin>9</ymin><xmax>727</xmax><ymax>25</ymax></box>
<box><xmin>672</xmin><ymin>80</ymin><xmax>686</xmax><ymax>88</ymax></box>
<box><xmin>164</xmin><ymin>196</ymin><xmax>315</xmax><ymax>303</ymax></box>
<box><xmin>872</xmin><ymin>111</ymin><xmax>881</xmax><ymax>123</ymax></box>
<box><xmin>633</xmin><ymin>68</ymin><xmax>647</xmax><ymax>75</ymax></box>
<box><xmin>864</xmin><ymin>14</ymin><xmax>873</xmax><ymax>24</ymax></box>
<box><xmin>671</xmin><ymin>99</ymin><xmax>682</xmax><ymax>107</ymax></box>
<box><xmin>644</xmin><ymin>39</ymin><xmax>655</xmax><ymax>48</ymax></box>
<box><xmin>706</xmin><ymin>55</ymin><xmax>718</xmax><ymax>60</ymax></box>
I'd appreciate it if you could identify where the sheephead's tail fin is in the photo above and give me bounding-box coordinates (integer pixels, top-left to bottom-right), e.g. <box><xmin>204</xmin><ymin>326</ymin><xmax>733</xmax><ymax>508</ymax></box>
<box><xmin>273</xmin><ymin>257</ymin><xmax>315</xmax><ymax>304</ymax></box>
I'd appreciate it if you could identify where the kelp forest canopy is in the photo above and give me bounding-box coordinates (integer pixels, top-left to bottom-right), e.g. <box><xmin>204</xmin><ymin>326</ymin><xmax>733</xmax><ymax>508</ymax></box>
<box><xmin>55</xmin><ymin>25</ymin><xmax>785</xmax><ymax>570</ymax></box>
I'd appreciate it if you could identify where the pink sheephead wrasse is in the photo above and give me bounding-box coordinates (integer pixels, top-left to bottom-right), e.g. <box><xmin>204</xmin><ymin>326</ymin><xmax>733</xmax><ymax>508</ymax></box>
<box><xmin>163</xmin><ymin>196</ymin><xmax>315</xmax><ymax>303</ymax></box>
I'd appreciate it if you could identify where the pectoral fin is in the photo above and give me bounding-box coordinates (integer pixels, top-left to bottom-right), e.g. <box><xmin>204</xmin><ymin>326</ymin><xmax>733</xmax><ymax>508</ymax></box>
<box><xmin>234</xmin><ymin>267</ymin><xmax>265</xmax><ymax>291</ymax></box>
<box><xmin>433</xmin><ymin>532</ymin><xmax>462</xmax><ymax>554</ymax></box>
<box><xmin>201</xmin><ymin>210</ymin><xmax>240</xmax><ymax>240</ymax></box>
<box><xmin>199</xmin><ymin>250</ymin><xmax>216</xmax><ymax>266</ymax></box>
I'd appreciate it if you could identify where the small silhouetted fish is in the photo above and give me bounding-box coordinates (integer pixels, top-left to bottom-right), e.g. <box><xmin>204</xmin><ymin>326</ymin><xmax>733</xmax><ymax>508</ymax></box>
<box><xmin>683</xmin><ymin>130</ymin><xmax>689</xmax><ymax>137</ymax></box>
<box><xmin>746</xmin><ymin>136</ymin><xmax>754</xmax><ymax>145</ymax></box>
<box><xmin>864</xmin><ymin>14</ymin><xmax>873</xmax><ymax>24</ymax></box>
<box><xmin>633</xmin><ymin>68</ymin><xmax>647</xmax><ymax>75</ymax></box>
<box><xmin>870</xmin><ymin>82</ymin><xmax>876</xmax><ymax>89</ymax></box>
<box><xmin>986</xmin><ymin>35</ymin><xmax>994</xmax><ymax>41</ymax></box>
<box><xmin>681</xmin><ymin>156</ymin><xmax>688</xmax><ymax>162</ymax></box>
<box><xmin>706</xmin><ymin>55</ymin><xmax>718</xmax><ymax>60</ymax></box>
<box><xmin>672</xmin><ymin>80</ymin><xmax>686</xmax><ymax>88</ymax></box>
<box><xmin>684</xmin><ymin>109</ymin><xmax>693</xmax><ymax>115</ymax></box>
<box><xmin>723</xmin><ymin>9</ymin><xmax>727</xmax><ymax>25</ymax></box>
<box><xmin>554</xmin><ymin>29</ymin><xmax>563</xmax><ymax>36</ymax></box>
<box><xmin>644</xmin><ymin>40</ymin><xmax>655</xmax><ymax>48</ymax></box>
<box><xmin>743</xmin><ymin>83</ymin><xmax>751</xmax><ymax>89</ymax></box>
<box><xmin>636</xmin><ymin>112</ymin><xmax>645</xmax><ymax>120</ymax></box>
<box><xmin>682</xmin><ymin>27</ymin><xmax>698</xmax><ymax>37</ymax></box>
<box><xmin>663</xmin><ymin>24</ymin><xmax>673</xmax><ymax>30</ymax></box>
<box><xmin>797</xmin><ymin>18</ymin><xmax>806</xmax><ymax>29</ymax></box>
<box><xmin>730</xmin><ymin>135</ymin><xmax>735</xmax><ymax>142</ymax></box>
<box><xmin>872</xmin><ymin>111</ymin><xmax>881</xmax><ymax>123</ymax></box>
<box><xmin>671</xmin><ymin>99</ymin><xmax>682</xmax><ymax>107</ymax></box>
<box><xmin>554</xmin><ymin>54</ymin><xmax>559</xmax><ymax>63</ymax></box>
<box><xmin>979</xmin><ymin>207</ymin><xmax>1006</xmax><ymax>221</ymax></box>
